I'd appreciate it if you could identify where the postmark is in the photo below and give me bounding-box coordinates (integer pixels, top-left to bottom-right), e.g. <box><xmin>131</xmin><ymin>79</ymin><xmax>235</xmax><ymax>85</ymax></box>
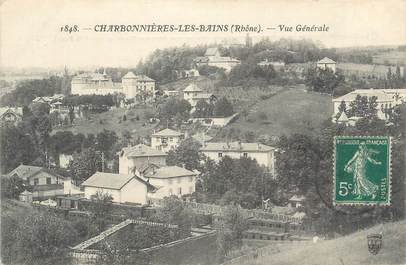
<box><xmin>334</xmin><ymin>136</ymin><xmax>391</xmax><ymax>206</ymax></box>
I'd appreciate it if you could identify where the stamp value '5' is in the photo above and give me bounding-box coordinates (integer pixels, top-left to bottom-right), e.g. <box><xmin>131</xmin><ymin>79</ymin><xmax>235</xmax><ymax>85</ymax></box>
<box><xmin>334</xmin><ymin>136</ymin><xmax>391</xmax><ymax>206</ymax></box>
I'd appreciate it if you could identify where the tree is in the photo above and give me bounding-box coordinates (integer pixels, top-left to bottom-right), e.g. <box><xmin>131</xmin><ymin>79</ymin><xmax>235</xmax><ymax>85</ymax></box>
<box><xmin>215</xmin><ymin>205</ymin><xmax>248</xmax><ymax>262</ymax></box>
<box><xmin>347</xmin><ymin>95</ymin><xmax>378</xmax><ymax>119</ymax></box>
<box><xmin>68</xmin><ymin>147</ymin><xmax>102</xmax><ymax>185</ymax></box>
<box><xmin>193</xmin><ymin>99</ymin><xmax>214</xmax><ymax>118</ymax></box>
<box><xmin>213</xmin><ymin>97</ymin><xmax>234</xmax><ymax>117</ymax></box>
<box><xmin>1</xmin><ymin>211</ymin><xmax>78</xmax><ymax>265</ymax></box>
<box><xmin>1</xmin><ymin>175</ymin><xmax>32</xmax><ymax>199</ymax></box>
<box><xmin>88</xmin><ymin>190</ymin><xmax>113</xmax><ymax>232</ymax></box>
<box><xmin>304</xmin><ymin>67</ymin><xmax>345</xmax><ymax>94</ymax></box>
<box><xmin>0</xmin><ymin>125</ymin><xmax>37</xmax><ymax>174</ymax></box>
<box><xmin>157</xmin><ymin>98</ymin><xmax>192</xmax><ymax>126</ymax></box>
<box><xmin>166</xmin><ymin>138</ymin><xmax>204</xmax><ymax>171</ymax></box>
<box><xmin>153</xmin><ymin>196</ymin><xmax>194</xmax><ymax>237</ymax></box>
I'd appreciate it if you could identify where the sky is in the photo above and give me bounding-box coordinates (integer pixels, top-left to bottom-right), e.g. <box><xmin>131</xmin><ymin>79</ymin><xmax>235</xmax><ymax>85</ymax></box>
<box><xmin>1</xmin><ymin>0</ymin><xmax>405</xmax><ymax>69</ymax></box>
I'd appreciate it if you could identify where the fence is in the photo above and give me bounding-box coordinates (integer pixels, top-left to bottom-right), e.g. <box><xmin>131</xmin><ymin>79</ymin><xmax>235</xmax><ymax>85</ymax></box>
<box><xmin>221</xmin><ymin>241</ymin><xmax>310</xmax><ymax>265</ymax></box>
<box><xmin>152</xmin><ymin>199</ymin><xmax>303</xmax><ymax>224</ymax></box>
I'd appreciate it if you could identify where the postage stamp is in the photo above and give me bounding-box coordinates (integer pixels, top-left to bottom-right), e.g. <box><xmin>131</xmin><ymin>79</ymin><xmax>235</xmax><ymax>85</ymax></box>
<box><xmin>334</xmin><ymin>136</ymin><xmax>391</xmax><ymax>206</ymax></box>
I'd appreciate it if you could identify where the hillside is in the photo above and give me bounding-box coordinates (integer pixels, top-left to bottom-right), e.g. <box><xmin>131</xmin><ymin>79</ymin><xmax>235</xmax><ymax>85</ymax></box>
<box><xmin>52</xmin><ymin>106</ymin><xmax>158</xmax><ymax>138</ymax></box>
<box><xmin>240</xmin><ymin>221</ymin><xmax>406</xmax><ymax>265</ymax></box>
<box><xmin>227</xmin><ymin>85</ymin><xmax>333</xmax><ymax>137</ymax></box>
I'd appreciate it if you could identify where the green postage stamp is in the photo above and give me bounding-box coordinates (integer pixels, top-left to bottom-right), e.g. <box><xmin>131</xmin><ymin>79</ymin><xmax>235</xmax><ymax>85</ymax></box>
<box><xmin>334</xmin><ymin>136</ymin><xmax>391</xmax><ymax>206</ymax></box>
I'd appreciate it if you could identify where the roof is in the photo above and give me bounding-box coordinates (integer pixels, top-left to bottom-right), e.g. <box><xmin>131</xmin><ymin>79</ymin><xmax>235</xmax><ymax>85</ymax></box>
<box><xmin>7</xmin><ymin>165</ymin><xmax>43</xmax><ymax>179</ymax></box>
<box><xmin>7</xmin><ymin>165</ymin><xmax>66</xmax><ymax>181</ymax></box>
<box><xmin>337</xmin><ymin>112</ymin><xmax>349</xmax><ymax>122</ymax></box>
<box><xmin>192</xmin><ymin>133</ymin><xmax>213</xmax><ymax>144</ymax></box>
<box><xmin>82</xmin><ymin>172</ymin><xmax>154</xmax><ymax>190</ymax></box>
<box><xmin>147</xmin><ymin>166</ymin><xmax>198</xmax><ymax>179</ymax></box>
<box><xmin>332</xmin><ymin>89</ymin><xmax>399</xmax><ymax>102</ymax></box>
<box><xmin>121</xmin><ymin>144</ymin><xmax>167</xmax><ymax>158</ymax></box>
<box><xmin>201</xmin><ymin>142</ymin><xmax>275</xmax><ymax>152</ymax></box>
<box><xmin>152</xmin><ymin>128</ymin><xmax>184</xmax><ymax>137</ymax></box>
<box><xmin>317</xmin><ymin>57</ymin><xmax>336</xmax><ymax>64</ymax></box>
<box><xmin>122</xmin><ymin>71</ymin><xmax>137</xmax><ymax>79</ymax></box>
<box><xmin>0</xmin><ymin>107</ymin><xmax>23</xmax><ymax>118</ymax></box>
<box><xmin>194</xmin><ymin>93</ymin><xmax>215</xmax><ymax>99</ymax></box>
<box><xmin>184</xmin><ymin>84</ymin><xmax>203</xmax><ymax>92</ymax></box>
<box><xmin>205</xmin><ymin>47</ymin><xmax>219</xmax><ymax>57</ymax></box>
<box><xmin>193</xmin><ymin>57</ymin><xmax>209</xmax><ymax>63</ymax></box>
<box><xmin>289</xmin><ymin>195</ymin><xmax>306</xmax><ymax>202</ymax></box>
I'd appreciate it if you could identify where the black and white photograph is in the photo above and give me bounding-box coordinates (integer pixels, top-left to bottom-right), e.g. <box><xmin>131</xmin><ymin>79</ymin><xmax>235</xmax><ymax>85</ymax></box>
<box><xmin>0</xmin><ymin>0</ymin><xmax>405</xmax><ymax>264</ymax></box>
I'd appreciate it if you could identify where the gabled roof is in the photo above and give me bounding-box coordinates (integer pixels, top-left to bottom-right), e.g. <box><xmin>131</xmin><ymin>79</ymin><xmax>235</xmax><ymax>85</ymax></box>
<box><xmin>337</xmin><ymin>111</ymin><xmax>349</xmax><ymax>122</ymax></box>
<box><xmin>147</xmin><ymin>166</ymin><xmax>198</xmax><ymax>179</ymax></box>
<box><xmin>205</xmin><ymin>47</ymin><xmax>219</xmax><ymax>57</ymax></box>
<box><xmin>152</xmin><ymin>128</ymin><xmax>184</xmax><ymax>137</ymax></box>
<box><xmin>0</xmin><ymin>107</ymin><xmax>23</xmax><ymax>118</ymax></box>
<box><xmin>332</xmin><ymin>89</ymin><xmax>397</xmax><ymax>102</ymax></box>
<box><xmin>82</xmin><ymin>172</ymin><xmax>155</xmax><ymax>190</ymax></box>
<box><xmin>122</xmin><ymin>71</ymin><xmax>137</xmax><ymax>79</ymax></box>
<box><xmin>121</xmin><ymin>144</ymin><xmax>167</xmax><ymax>158</ymax></box>
<box><xmin>201</xmin><ymin>142</ymin><xmax>275</xmax><ymax>152</ymax></box>
<box><xmin>317</xmin><ymin>57</ymin><xmax>336</xmax><ymax>64</ymax></box>
<box><xmin>6</xmin><ymin>165</ymin><xmax>66</xmax><ymax>181</ymax></box>
<box><xmin>7</xmin><ymin>165</ymin><xmax>43</xmax><ymax>179</ymax></box>
<box><xmin>183</xmin><ymin>84</ymin><xmax>203</xmax><ymax>92</ymax></box>
<box><xmin>289</xmin><ymin>195</ymin><xmax>306</xmax><ymax>202</ymax></box>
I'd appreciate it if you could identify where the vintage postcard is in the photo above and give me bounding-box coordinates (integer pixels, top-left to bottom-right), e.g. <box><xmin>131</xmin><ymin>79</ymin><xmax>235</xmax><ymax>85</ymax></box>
<box><xmin>0</xmin><ymin>0</ymin><xmax>405</xmax><ymax>265</ymax></box>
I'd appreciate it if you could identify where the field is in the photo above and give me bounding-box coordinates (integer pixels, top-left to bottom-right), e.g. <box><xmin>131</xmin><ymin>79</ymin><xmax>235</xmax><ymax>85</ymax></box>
<box><xmin>373</xmin><ymin>51</ymin><xmax>406</xmax><ymax>65</ymax></box>
<box><xmin>52</xmin><ymin>106</ymin><xmax>157</xmax><ymax>139</ymax></box>
<box><xmin>233</xmin><ymin>220</ymin><xmax>406</xmax><ymax>265</ymax></box>
<box><xmin>226</xmin><ymin>85</ymin><xmax>333</xmax><ymax>137</ymax></box>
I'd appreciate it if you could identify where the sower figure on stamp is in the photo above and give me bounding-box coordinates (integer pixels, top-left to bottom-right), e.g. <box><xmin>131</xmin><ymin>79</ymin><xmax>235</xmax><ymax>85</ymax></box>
<box><xmin>344</xmin><ymin>142</ymin><xmax>381</xmax><ymax>199</ymax></box>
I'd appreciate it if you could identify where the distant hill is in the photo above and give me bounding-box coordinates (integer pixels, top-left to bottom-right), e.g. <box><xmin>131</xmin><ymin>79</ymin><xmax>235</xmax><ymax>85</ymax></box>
<box><xmin>237</xmin><ymin>220</ymin><xmax>406</xmax><ymax>265</ymax></box>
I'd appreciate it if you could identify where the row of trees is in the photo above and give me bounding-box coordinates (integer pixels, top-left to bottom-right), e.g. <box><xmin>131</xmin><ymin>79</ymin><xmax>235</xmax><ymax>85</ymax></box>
<box><xmin>0</xmin><ymin>75</ymin><xmax>71</xmax><ymax>107</ymax></box>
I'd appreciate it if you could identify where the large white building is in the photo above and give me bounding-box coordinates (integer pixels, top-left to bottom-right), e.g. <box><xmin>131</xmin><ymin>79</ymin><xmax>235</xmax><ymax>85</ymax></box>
<box><xmin>71</xmin><ymin>71</ymin><xmax>155</xmax><ymax>100</ymax></box>
<box><xmin>119</xmin><ymin>144</ymin><xmax>167</xmax><ymax>175</ymax></box>
<box><xmin>81</xmin><ymin>172</ymin><xmax>155</xmax><ymax>204</ymax></box>
<box><xmin>332</xmin><ymin>88</ymin><xmax>406</xmax><ymax>120</ymax></box>
<box><xmin>194</xmin><ymin>47</ymin><xmax>240</xmax><ymax>73</ymax></box>
<box><xmin>151</xmin><ymin>128</ymin><xmax>185</xmax><ymax>153</ymax></box>
<box><xmin>200</xmin><ymin>142</ymin><xmax>276</xmax><ymax>175</ymax></box>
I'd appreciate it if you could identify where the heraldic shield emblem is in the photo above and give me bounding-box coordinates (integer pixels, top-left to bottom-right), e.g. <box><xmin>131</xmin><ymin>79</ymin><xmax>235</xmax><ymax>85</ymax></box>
<box><xmin>367</xmin><ymin>234</ymin><xmax>383</xmax><ymax>255</ymax></box>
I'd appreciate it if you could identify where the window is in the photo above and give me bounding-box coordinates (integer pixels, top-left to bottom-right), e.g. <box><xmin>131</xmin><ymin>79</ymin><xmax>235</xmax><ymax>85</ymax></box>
<box><xmin>46</xmin><ymin>177</ymin><xmax>52</xmax><ymax>185</ymax></box>
<box><xmin>243</xmin><ymin>152</ymin><xmax>248</xmax><ymax>158</ymax></box>
<box><xmin>178</xmin><ymin>187</ymin><xmax>182</xmax><ymax>195</ymax></box>
<box><xmin>34</xmin><ymin>178</ymin><xmax>39</xmax><ymax>185</ymax></box>
<box><xmin>169</xmin><ymin>137</ymin><xmax>173</xmax><ymax>142</ymax></box>
<box><xmin>218</xmin><ymin>152</ymin><xmax>223</xmax><ymax>158</ymax></box>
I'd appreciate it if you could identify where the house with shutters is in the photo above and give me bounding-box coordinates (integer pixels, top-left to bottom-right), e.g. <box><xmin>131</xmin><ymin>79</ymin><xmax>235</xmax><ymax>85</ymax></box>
<box><xmin>151</xmin><ymin>128</ymin><xmax>185</xmax><ymax>153</ymax></box>
<box><xmin>138</xmin><ymin>164</ymin><xmax>199</xmax><ymax>200</ymax></box>
<box><xmin>183</xmin><ymin>84</ymin><xmax>216</xmax><ymax>108</ymax></box>
<box><xmin>7</xmin><ymin>165</ymin><xmax>66</xmax><ymax>199</ymax></box>
<box><xmin>200</xmin><ymin>142</ymin><xmax>276</xmax><ymax>175</ymax></box>
<box><xmin>118</xmin><ymin>144</ymin><xmax>167</xmax><ymax>175</ymax></box>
